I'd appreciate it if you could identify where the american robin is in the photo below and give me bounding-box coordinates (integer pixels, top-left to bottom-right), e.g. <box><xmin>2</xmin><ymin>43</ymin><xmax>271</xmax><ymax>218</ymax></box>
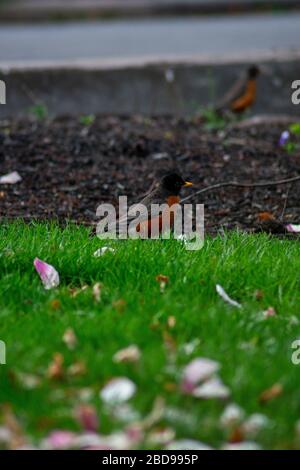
<box><xmin>215</xmin><ymin>65</ymin><xmax>260</xmax><ymax>114</ymax></box>
<box><xmin>118</xmin><ymin>172</ymin><xmax>193</xmax><ymax>238</ymax></box>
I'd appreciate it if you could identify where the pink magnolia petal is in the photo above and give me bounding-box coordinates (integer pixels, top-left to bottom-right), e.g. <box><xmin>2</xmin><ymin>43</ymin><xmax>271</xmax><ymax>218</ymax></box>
<box><xmin>44</xmin><ymin>430</ymin><xmax>77</xmax><ymax>449</ymax></box>
<box><xmin>100</xmin><ymin>377</ymin><xmax>136</xmax><ymax>404</ymax></box>
<box><xmin>33</xmin><ymin>258</ymin><xmax>60</xmax><ymax>289</ymax></box>
<box><xmin>166</xmin><ymin>439</ymin><xmax>212</xmax><ymax>450</ymax></box>
<box><xmin>192</xmin><ymin>377</ymin><xmax>230</xmax><ymax>399</ymax></box>
<box><xmin>286</xmin><ymin>224</ymin><xmax>300</xmax><ymax>233</ymax></box>
<box><xmin>0</xmin><ymin>171</ymin><xmax>22</xmax><ymax>184</ymax></box>
<box><xmin>182</xmin><ymin>358</ymin><xmax>219</xmax><ymax>392</ymax></box>
<box><xmin>222</xmin><ymin>441</ymin><xmax>261</xmax><ymax>450</ymax></box>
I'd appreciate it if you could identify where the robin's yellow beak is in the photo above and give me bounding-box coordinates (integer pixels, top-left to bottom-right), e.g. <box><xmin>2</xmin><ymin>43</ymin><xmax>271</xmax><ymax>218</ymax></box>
<box><xmin>183</xmin><ymin>181</ymin><xmax>193</xmax><ymax>187</ymax></box>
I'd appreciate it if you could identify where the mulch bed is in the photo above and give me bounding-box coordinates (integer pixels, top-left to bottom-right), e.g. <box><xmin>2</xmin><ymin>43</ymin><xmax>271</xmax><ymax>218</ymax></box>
<box><xmin>1</xmin><ymin>115</ymin><xmax>300</xmax><ymax>235</ymax></box>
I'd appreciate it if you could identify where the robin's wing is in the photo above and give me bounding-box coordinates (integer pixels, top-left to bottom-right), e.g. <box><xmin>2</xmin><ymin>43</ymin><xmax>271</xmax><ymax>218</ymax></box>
<box><xmin>214</xmin><ymin>71</ymin><xmax>247</xmax><ymax>112</ymax></box>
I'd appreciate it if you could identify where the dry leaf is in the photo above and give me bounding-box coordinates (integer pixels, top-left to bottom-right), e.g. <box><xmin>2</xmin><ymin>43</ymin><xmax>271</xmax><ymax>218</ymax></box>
<box><xmin>113</xmin><ymin>299</ymin><xmax>127</xmax><ymax>313</ymax></box>
<box><xmin>2</xmin><ymin>404</ymin><xmax>26</xmax><ymax>449</ymax></box>
<box><xmin>259</xmin><ymin>383</ymin><xmax>283</xmax><ymax>403</ymax></box>
<box><xmin>156</xmin><ymin>274</ymin><xmax>169</xmax><ymax>293</ymax></box>
<box><xmin>162</xmin><ymin>331</ymin><xmax>176</xmax><ymax>353</ymax></box>
<box><xmin>47</xmin><ymin>353</ymin><xmax>64</xmax><ymax>380</ymax></box>
<box><xmin>50</xmin><ymin>299</ymin><xmax>61</xmax><ymax>310</ymax></box>
<box><xmin>167</xmin><ymin>316</ymin><xmax>176</xmax><ymax>329</ymax></box>
<box><xmin>69</xmin><ymin>285</ymin><xmax>88</xmax><ymax>297</ymax></box>
<box><xmin>92</xmin><ymin>282</ymin><xmax>102</xmax><ymax>302</ymax></box>
<box><xmin>68</xmin><ymin>360</ymin><xmax>86</xmax><ymax>377</ymax></box>
<box><xmin>62</xmin><ymin>328</ymin><xmax>77</xmax><ymax>350</ymax></box>
<box><xmin>254</xmin><ymin>289</ymin><xmax>264</xmax><ymax>301</ymax></box>
<box><xmin>113</xmin><ymin>345</ymin><xmax>141</xmax><ymax>364</ymax></box>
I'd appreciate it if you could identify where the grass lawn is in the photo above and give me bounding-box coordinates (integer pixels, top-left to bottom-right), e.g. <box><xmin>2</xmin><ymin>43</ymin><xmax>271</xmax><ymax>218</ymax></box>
<box><xmin>0</xmin><ymin>221</ymin><xmax>300</xmax><ymax>449</ymax></box>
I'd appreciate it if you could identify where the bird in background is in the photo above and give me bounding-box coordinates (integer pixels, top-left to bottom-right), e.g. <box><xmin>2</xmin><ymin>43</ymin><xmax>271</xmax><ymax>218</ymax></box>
<box><xmin>118</xmin><ymin>172</ymin><xmax>193</xmax><ymax>238</ymax></box>
<box><xmin>215</xmin><ymin>65</ymin><xmax>260</xmax><ymax>114</ymax></box>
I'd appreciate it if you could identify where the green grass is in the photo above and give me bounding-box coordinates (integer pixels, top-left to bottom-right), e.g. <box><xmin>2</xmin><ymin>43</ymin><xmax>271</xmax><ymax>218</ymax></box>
<box><xmin>0</xmin><ymin>221</ymin><xmax>300</xmax><ymax>449</ymax></box>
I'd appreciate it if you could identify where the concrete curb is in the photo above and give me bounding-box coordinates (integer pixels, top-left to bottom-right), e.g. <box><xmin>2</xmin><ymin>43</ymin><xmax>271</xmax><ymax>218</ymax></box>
<box><xmin>1</xmin><ymin>0</ymin><xmax>300</xmax><ymax>22</ymax></box>
<box><xmin>0</xmin><ymin>51</ymin><xmax>300</xmax><ymax>118</ymax></box>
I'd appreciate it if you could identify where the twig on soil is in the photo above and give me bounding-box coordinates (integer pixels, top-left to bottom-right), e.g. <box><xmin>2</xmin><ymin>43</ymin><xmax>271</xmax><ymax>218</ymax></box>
<box><xmin>181</xmin><ymin>175</ymin><xmax>300</xmax><ymax>204</ymax></box>
<box><xmin>279</xmin><ymin>183</ymin><xmax>292</xmax><ymax>221</ymax></box>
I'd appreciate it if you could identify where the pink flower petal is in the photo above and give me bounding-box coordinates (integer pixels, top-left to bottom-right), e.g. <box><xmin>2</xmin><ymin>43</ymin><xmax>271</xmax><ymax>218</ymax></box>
<box><xmin>192</xmin><ymin>377</ymin><xmax>230</xmax><ymax>399</ymax></box>
<box><xmin>166</xmin><ymin>439</ymin><xmax>212</xmax><ymax>450</ymax></box>
<box><xmin>45</xmin><ymin>430</ymin><xmax>77</xmax><ymax>449</ymax></box>
<box><xmin>33</xmin><ymin>258</ymin><xmax>60</xmax><ymax>289</ymax></box>
<box><xmin>0</xmin><ymin>171</ymin><xmax>22</xmax><ymax>184</ymax></box>
<box><xmin>286</xmin><ymin>224</ymin><xmax>300</xmax><ymax>233</ymax></box>
<box><xmin>182</xmin><ymin>358</ymin><xmax>219</xmax><ymax>392</ymax></box>
<box><xmin>100</xmin><ymin>377</ymin><xmax>136</xmax><ymax>404</ymax></box>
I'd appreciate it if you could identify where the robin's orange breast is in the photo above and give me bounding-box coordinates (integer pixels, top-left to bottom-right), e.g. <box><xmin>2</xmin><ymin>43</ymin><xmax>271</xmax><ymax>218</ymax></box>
<box><xmin>231</xmin><ymin>79</ymin><xmax>256</xmax><ymax>113</ymax></box>
<box><xmin>136</xmin><ymin>195</ymin><xmax>180</xmax><ymax>237</ymax></box>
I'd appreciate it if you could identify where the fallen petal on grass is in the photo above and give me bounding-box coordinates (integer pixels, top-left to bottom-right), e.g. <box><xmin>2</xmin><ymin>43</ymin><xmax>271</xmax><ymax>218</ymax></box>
<box><xmin>216</xmin><ymin>284</ymin><xmax>241</xmax><ymax>308</ymax></box>
<box><xmin>242</xmin><ymin>414</ymin><xmax>269</xmax><ymax>437</ymax></box>
<box><xmin>220</xmin><ymin>404</ymin><xmax>245</xmax><ymax>429</ymax></box>
<box><xmin>156</xmin><ymin>274</ymin><xmax>169</xmax><ymax>293</ymax></box>
<box><xmin>222</xmin><ymin>441</ymin><xmax>261</xmax><ymax>450</ymax></box>
<box><xmin>192</xmin><ymin>377</ymin><xmax>230</xmax><ymax>399</ymax></box>
<box><xmin>92</xmin><ymin>282</ymin><xmax>102</xmax><ymax>302</ymax></box>
<box><xmin>67</xmin><ymin>360</ymin><xmax>87</xmax><ymax>377</ymax></box>
<box><xmin>0</xmin><ymin>171</ymin><xmax>22</xmax><ymax>184</ymax></box>
<box><xmin>100</xmin><ymin>377</ymin><xmax>136</xmax><ymax>404</ymax></box>
<box><xmin>93</xmin><ymin>247</ymin><xmax>115</xmax><ymax>257</ymax></box>
<box><xmin>182</xmin><ymin>357</ymin><xmax>219</xmax><ymax>392</ymax></box>
<box><xmin>33</xmin><ymin>258</ymin><xmax>60</xmax><ymax>290</ymax></box>
<box><xmin>262</xmin><ymin>306</ymin><xmax>277</xmax><ymax>319</ymax></box>
<box><xmin>62</xmin><ymin>328</ymin><xmax>78</xmax><ymax>350</ymax></box>
<box><xmin>113</xmin><ymin>345</ymin><xmax>141</xmax><ymax>364</ymax></box>
<box><xmin>47</xmin><ymin>353</ymin><xmax>64</xmax><ymax>380</ymax></box>
<box><xmin>43</xmin><ymin>430</ymin><xmax>76</xmax><ymax>450</ymax></box>
<box><xmin>166</xmin><ymin>439</ymin><xmax>212</xmax><ymax>450</ymax></box>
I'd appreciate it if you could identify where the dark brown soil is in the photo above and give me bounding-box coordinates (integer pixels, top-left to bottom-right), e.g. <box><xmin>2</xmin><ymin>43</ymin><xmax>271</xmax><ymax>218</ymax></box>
<box><xmin>1</xmin><ymin>115</ymin><xmax>300</xmax><ymax>234</ymax></box>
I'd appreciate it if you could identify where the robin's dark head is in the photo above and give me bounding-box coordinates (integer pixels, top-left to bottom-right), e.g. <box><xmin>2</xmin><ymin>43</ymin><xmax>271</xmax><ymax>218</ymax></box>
<box><xmin>160</xmin><ymin>172</ymin><xmax>193</xmax><ymax>195</ymax></box>
<box><xmin>248</xmin><ymin>65</ymin><xmax>260</xmax><ymax>79</ymax></box>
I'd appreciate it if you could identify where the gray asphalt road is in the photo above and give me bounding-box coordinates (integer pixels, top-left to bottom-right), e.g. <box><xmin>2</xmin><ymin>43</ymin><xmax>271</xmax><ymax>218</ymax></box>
<box><xmin>0</xmin><ymin>13</ymin><xmax>299</xmax><ymax>63</ymax></box>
